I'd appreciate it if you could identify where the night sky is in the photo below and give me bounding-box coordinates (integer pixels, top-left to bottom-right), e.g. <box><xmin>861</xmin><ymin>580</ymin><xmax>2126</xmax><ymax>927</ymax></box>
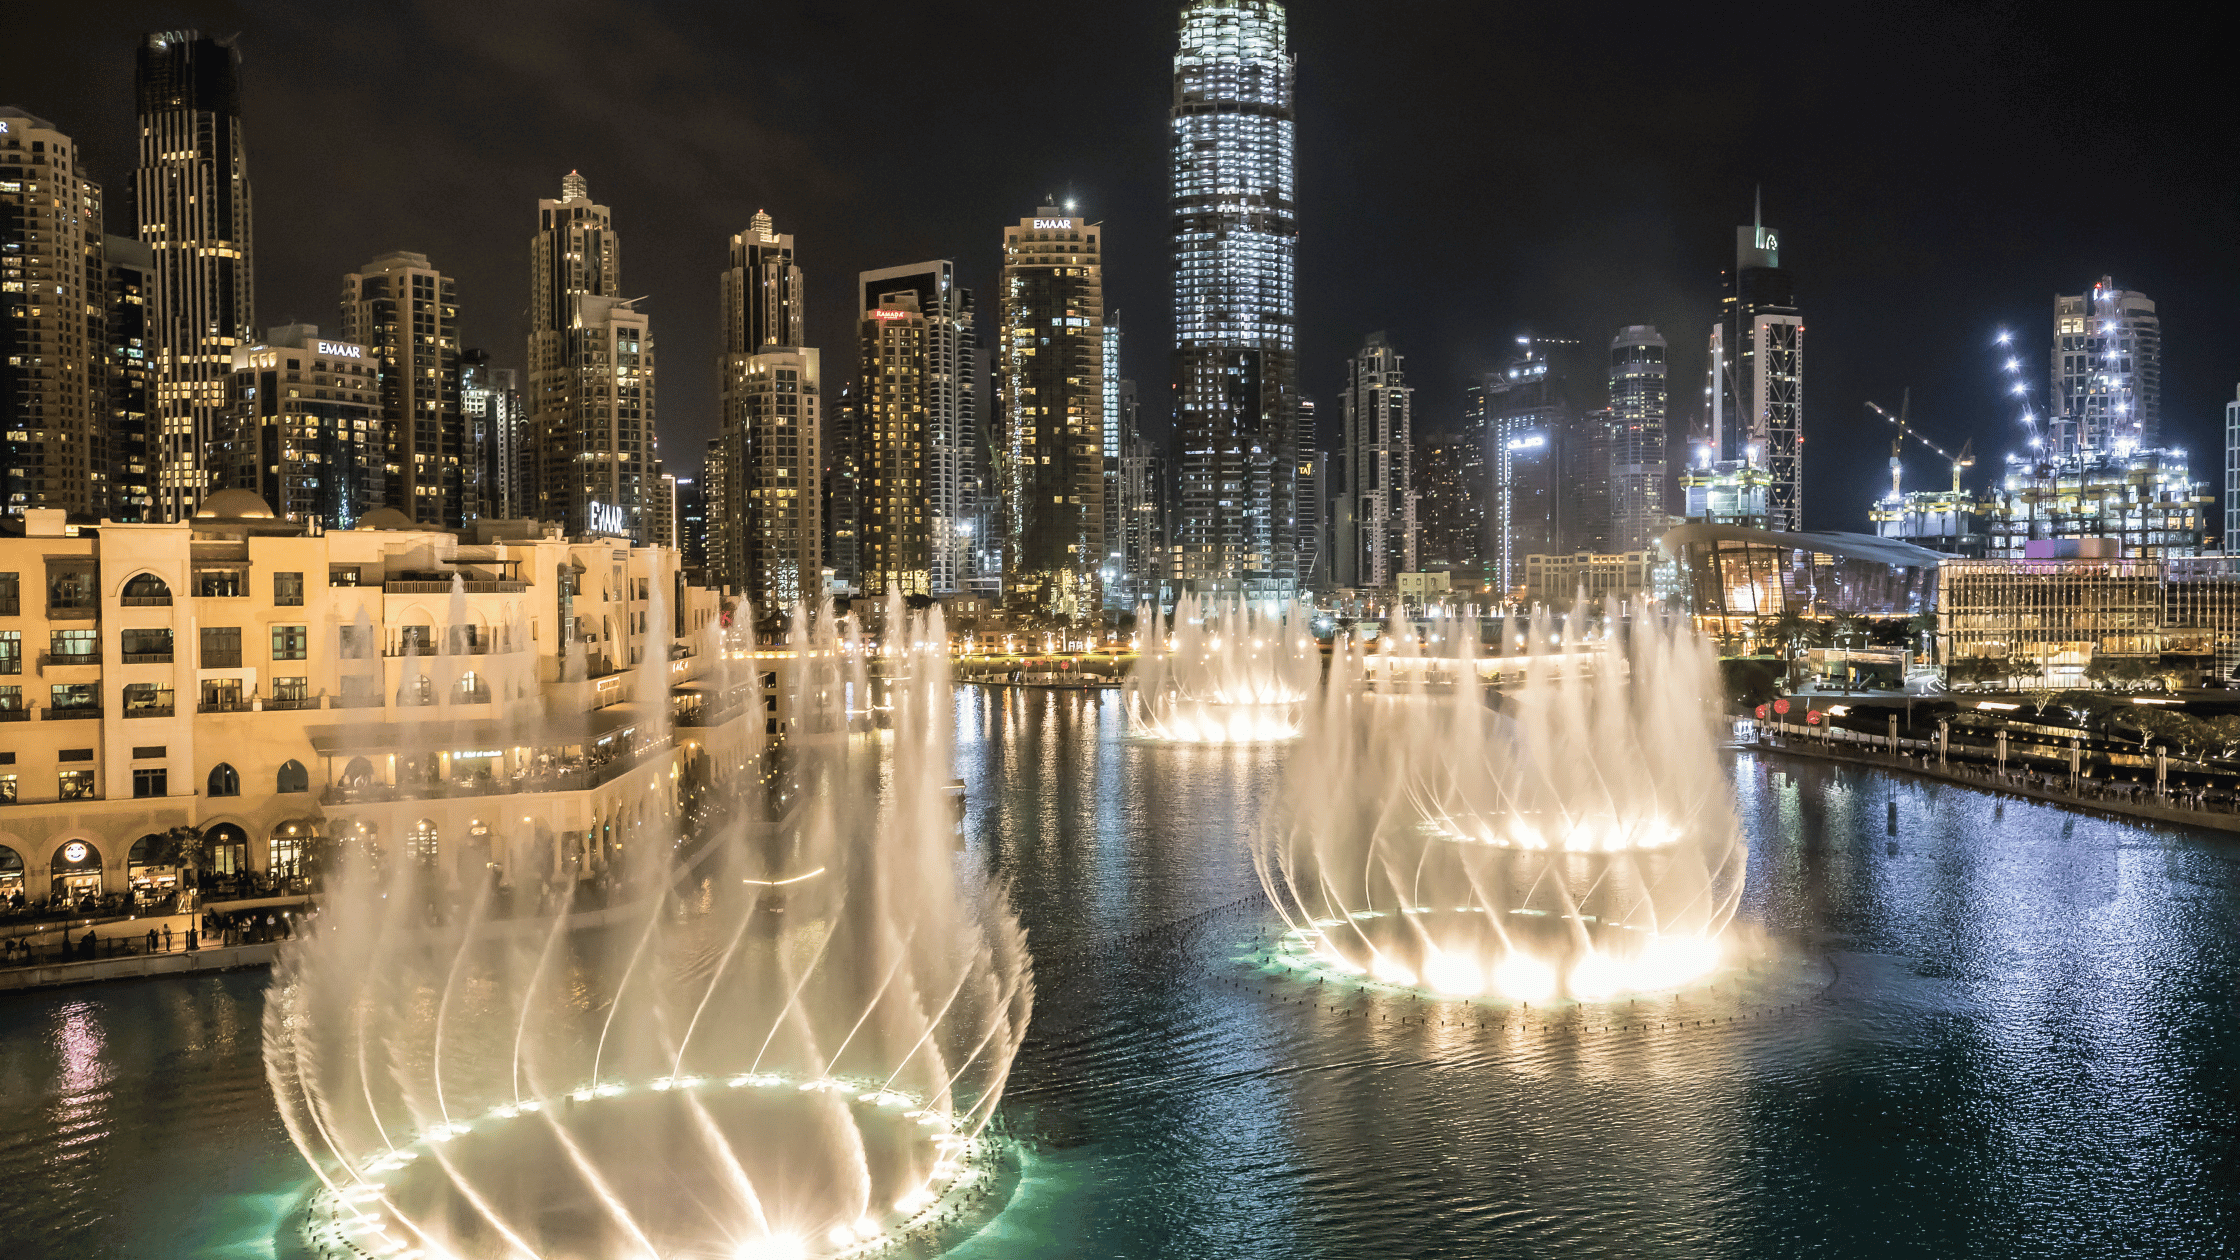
<box><xmin>17</xmin><ymin>1</ymin><xmax>2237</xmax><ymax>533</ymax></box>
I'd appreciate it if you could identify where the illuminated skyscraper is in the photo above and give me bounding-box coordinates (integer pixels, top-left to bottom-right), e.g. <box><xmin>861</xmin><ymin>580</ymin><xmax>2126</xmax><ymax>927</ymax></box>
<box><xmin>1171</xmin><ymin>0</ymin><xmax>1298</xmax><ymax>598</ymax></box>
<box><xmin>341</xmin><ymin>251</ymin><xmax>461</xmax><ymax>527</ymax></box>
<box><xmin>1339</xmin><ymin>332</ymin><xmax>1414</xmax><ymax>587</ymax></box>
<box><xmin>997</xmin><ymin>208</ymin><xmax>1106</xmax><ymax>616</ymax></box>
<box><xmin>1706</xmin><ymin>194</ymin><xmax>1802</xmax><ymax>531</ymax></box>
<box><xmin>1</xmin><ymin>109</ymin><xmax>106</xmax><ymax>519</ymax></box>
<box><xmin>104</xmin><ymin>235</ymin><xmax>157</xmax><ymax>522</ymax></box>
<box><xmin>459</xmin><ymin>350</ymin><xmax>523</xmax><ymax>521</ymax></box>
<box><xmin>1607</xmin><ymin>325</ymin><xmax>1669</xmax><ymax>551</ymax></box>
<box><xmin>2052</xmin><ymin>277</ymin><xmax>2160</xmax><ymax>455</ymax></box>
<box><xmin>526</xmin><ymin>171</ymin><xmax>658</xmax><ymax>539</ymax></box>
<box><xmin>134</xmin><ymin>30</ymin><xmax>254</xmax><ymax>521</ymax></box>
<box><xmin>858</xmin><ymin>261</ymin><xmax>975</xmax><ymax>594</ymax></box>
<box><xmin>1489</xmin><ymin>338</ymin><xmax>1574</xmax><ymax>597</ymax></box>
<box><xmin>712</xmin><ymin>211</ymin><xmax>819</xmax><ymax>608</ymax></box>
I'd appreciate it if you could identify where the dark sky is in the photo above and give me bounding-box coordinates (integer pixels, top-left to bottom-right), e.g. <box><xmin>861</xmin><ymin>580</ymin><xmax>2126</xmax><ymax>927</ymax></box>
<box><xmin>16</xmin><ymin>1</ymin><xmax>2237</xmax><ymax>532</ymax></box>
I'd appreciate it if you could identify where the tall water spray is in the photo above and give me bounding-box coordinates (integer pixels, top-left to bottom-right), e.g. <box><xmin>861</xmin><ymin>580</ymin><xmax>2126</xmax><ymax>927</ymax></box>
<box><xmin>1123</xmin><ymin>593</ymin><xmax>1320</xmax><ymax>742</ymax></box>
<box><xmin>266</xmin><ymin>593</ymin><xmax>1033</xmax><ymax>1260</ymax></box>
<box><xmin>1255</xmin><ymin>597</ymin><xmax>1746</xmax><ymax>1000</ymax></box>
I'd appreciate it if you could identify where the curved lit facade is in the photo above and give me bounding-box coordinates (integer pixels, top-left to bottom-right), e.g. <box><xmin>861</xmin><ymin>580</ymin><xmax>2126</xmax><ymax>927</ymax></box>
<box><xmin>1172</xmin><ymin>0</ymin><xmax>1298</xmax><ymax>595</ymax></box>
<box><xmin>1662</xmin><ymin>523</ymin><xmax>1941</xmax><ymax>644</ymax></box>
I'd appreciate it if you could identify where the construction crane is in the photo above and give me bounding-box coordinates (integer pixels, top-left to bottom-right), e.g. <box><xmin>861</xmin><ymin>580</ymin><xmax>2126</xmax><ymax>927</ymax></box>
<box><xmin>1865</xmin><ymin>390</ymin><xmax>1975</xmax><ymax>494</ymax></box>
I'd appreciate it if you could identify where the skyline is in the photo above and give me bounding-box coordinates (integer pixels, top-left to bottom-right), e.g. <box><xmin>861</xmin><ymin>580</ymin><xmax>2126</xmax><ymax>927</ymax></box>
<box><xmin>13</xmin><ymin>1</ymin><xmax>2238</xmax><ymax>535</ymax></box>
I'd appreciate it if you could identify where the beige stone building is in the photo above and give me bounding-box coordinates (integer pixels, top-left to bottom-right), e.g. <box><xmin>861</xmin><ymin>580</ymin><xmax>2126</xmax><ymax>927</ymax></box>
<box><xmin>0</xmin><ymin>494</ymin><xmax>773</xmax><ymax>905</ymax></box>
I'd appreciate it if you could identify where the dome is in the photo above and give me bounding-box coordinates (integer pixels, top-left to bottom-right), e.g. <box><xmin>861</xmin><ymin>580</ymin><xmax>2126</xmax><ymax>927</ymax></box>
<box><xmin>357</xmin><ymin>507</ymin><xmax>416</xmax><ymax>531</ymax></box>
<box><xmin>193</xmin><ymin>489</ymin><xmax>276</xmax><ymax>520</ymax></box>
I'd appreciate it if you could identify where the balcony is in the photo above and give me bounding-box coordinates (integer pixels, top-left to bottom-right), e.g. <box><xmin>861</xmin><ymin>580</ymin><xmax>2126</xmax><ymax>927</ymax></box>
<box><xmin>123</xmin><ymin>705</ymin><xmax>176</xmax><ymax>719</ymax></box>
<box><xmin>120</xmin><ymin>594</ymin><xmax>173</xmax><ymax>607</ymax></box>
<box><xmin>40</xmin><ymin>650</ymin><xmax>101</xmax><ymax>667</ymax></box>
<box><xmin>385</xmin><ymin>579</ymin><xmax>530</xmax><ymax>594</ymax></box>
<box><xmin>45</xmin><ymin>603</ymin><xmax>97</xmax><ymax>621</ymax></box>
<box><xmin>266</xmin><ymin>696</ymin><xmax>321</xmax><ymax>711</ymax></box>
<box><xmin>0</xmin><ymin>708</ymin><xmax>28</xmax><ymax>722</ymax></box>
<box><xmin>121</xmin><ymin>652</ymin><xmax>174</xmax><ymax>664</ymax></box>
<box><xmin>43</xmin><ymin>707</ymin><xmax>102</xmax><ymax>720</ymax></box>
<box><xmin>198</xmin><ymin>699</ymin><xmax>250</xmax><ymax>714</ymax></box>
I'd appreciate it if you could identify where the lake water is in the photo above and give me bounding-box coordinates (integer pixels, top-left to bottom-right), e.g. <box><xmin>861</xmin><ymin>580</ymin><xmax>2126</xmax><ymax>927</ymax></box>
<box><xmin>2</xmin><ymin>687</ymin><xmax>2235</xmax><ymax>1257</ymax></box>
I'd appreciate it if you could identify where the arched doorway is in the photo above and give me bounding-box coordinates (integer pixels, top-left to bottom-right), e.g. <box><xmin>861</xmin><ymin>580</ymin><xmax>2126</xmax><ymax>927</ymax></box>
<box><xmin>0</xmin><ymin>844</ymin><xmax>23</xmax><ymax>903</ymax></box>
<box><xmin>463</xmin><ymin>819</ymin><xmax>496</xmax><ymax>889</ymax></box>
<box><xmin>127</xmin><ymin>833</ymin><xmax>180</xmax><ymax>894</ymax></box>
<box><xmin>269</xmin><ymin>822</ymin><xmax>312</xmax><ymax>880</ymax></box>
<box><xmin>408</xmin><ymin>819</ymin><xmax>439</xmax><ymax>866</ymax></box>
<box><xmin>51</xmin><ymin>839</ymin><xmax>104</xmax><ymax>902</ymax></box>
<box><xmin>205</xmin><ymin>823</ymin><xmax>250</xmax><ymax>878</ymax></box>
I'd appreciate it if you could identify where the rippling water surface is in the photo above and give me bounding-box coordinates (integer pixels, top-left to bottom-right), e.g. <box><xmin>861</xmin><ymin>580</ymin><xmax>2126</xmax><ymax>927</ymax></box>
<box><xmin>2</xmin><ymin>687</ymin><xmax>2236</xmax><ymax>1257</ymax></box>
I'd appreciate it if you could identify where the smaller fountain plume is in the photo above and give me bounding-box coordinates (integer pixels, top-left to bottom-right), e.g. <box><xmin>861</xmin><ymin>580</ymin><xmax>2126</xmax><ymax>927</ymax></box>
<box><xmin>1256</xmin><ymin>596</ymin><xmax>1747</xmax><ymax>1001</ymax></box>
<box><xmin>1124</xmin><ymin>593</ymin><xmax>1320</xmax><ymax>742</ymax></box>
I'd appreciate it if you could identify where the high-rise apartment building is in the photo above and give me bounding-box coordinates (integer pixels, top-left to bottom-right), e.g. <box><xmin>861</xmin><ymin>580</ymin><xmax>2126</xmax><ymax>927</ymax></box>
<box><xmin>1103</xmin><ymin>321</ymin><xmax>1125</xmax><ymax>606</ymax></box>
<box><xmin>2227</xmin><ymin>387</ymin><xmax>2240</xmax><ymax>550</ymax></box>
<box><xmin>459</xmin><ymin>349</ymin><xmax>522</xmax><ymax>521</ymax></box>
<box><xmin>997</xmin><ymin>208</ymin><xmax>1107</xmax><ymax>616</ymax></box>
<box><xmin>712</xmin><ymin>211</ymin><xmax>818</xmax><ymax>610</ymax></box>
<box><xmin>104</xmin><ymin>235</ymin><xmax>157</xmax><ymax>522</ymax></box>
<box><xmin>341</xmin><ymin>251</ymin><xmax>461</xmax><ymax>527</ymax></box>
<box><xmin>223</xmin><ymin>325</ymin><xmax>382</xmax><ymax>527</ymax></box>
<box><xmin>1706</xmin><ymin>195</ymin><xmax>1802</xmax><ymax>531</ymax></box>
<box><xmin>1607</xmin><ymin>325</ymin><xmax>1669</xmax><ymax>552</ymax></box>
<box><xmin>2052</xmin><ymin>277</ymin><xmax>2161</xmax><ymax>455</ymax></box>
<box><xmin>674</xmin><ymin>475</ymin><xmax>705</xmax><ymax>572</ymax></box>
<box><xmin>526</xmin><ymin>172</ymin><xmax>658</xmax><ymax>540</ymax></box>
<box><xmin>1295</xmin><ymin>396</ymin><xmax>1324</xmax><ymax>590</ymax></box>
<box><xmin>723</xmin><ymin>210</ymin><xmax>803</xmax><ymax>353</ymax></box>
<box><xmin>135</xmin><ymin>30</ymin><xmax>254</xmax><ymax>521</ymax></box>
<box><xmin>1413</xmin><ymin>430</ymin><xmax>1475</xmax><ymax>571</ymax></box>
<box><xmin>858</xmin><ymin>262</ymin><xmax>975</xmax><ymax>594</ymax></box>
<box><xmin>1</xmin><ymin>109</ymin><xmax>107</xmax><ymax>520</ymax></box>
<box><xmin>1489</xmin><ymin>338</ymin><xmax>1574</xmax><ymax>596</ymax></box>
<box><xmin>1115</xmin><ymin>379</ymin><xmax>1171</xmax><ymax>607</ymax></box>
<box><xmin>714</xmin><ymin>347</ymin><xmax>822</xmax><ymax>611</ymax></box>
<box><xmin>1171</xmin><ymin>0</ymin><xmax>1298</xmax><ymax>598</ymax></box>
<box><xmin>1339</xmin><ymin>332</ymin><xmax>1414</xmax><ymax>587</ymax></box>
<box><xmin>822</xmin><ymin>383</ymin><xmax>861</xmax><ymax>596</ymax></box>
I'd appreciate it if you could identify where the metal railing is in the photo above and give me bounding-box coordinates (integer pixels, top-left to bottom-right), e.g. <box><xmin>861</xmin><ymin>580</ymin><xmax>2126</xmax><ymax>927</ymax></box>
<box><xmin>266</xmin><ymin>696</ymin><xmax>321</xmax><ymax>711</ymax></box>
<box><xmin>39</xmin><ymin>651</ymin><xmax>100</xmax><ymax>667</ymax></box>
<box><xmin>0</xmin><ymin>709</ymin><xmax>29</xmax><ymax>722</ymax></box>
<box><xmin>123</xmin><ymin>704</ymin><xmax>175</xmax><ymax>719</ymax></box>
<box><xmin>120</xmin><ymin>594</ymin><xmax>173</xmax><ymax>607</ymax></box>
<box><xmin>385</xmin><ymin>580</ymin><xmax>529</xmax><ymax>594</ymax></box>
<box><xmin>121</xmin><ymin>651</ymin><xmax>173</xmax><ymax>664</ymax></box>
<box><xmin>198</xmin><ymin>698</ymin><xmax>249</xmax><ymax>714</ymax></box>
<box><xmin>43</xmin><ymin>707</ymin><xmax>102</xmax><ymax>720</ymax></box>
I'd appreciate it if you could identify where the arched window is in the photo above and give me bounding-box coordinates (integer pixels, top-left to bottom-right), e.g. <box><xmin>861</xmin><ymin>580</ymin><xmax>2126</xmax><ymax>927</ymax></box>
<box><xmin>207</xmin><ymin>763</ymin><xmax>240</xmax><ymax>797</ymax></box>
<box><xmin>454</xmin><ymin>671</ymin><xmax>488</xmax><ymax>704</ymax></box>
<box><xmin>276</xmin><ymin>759</ymin><xmax>308</xmax><ymax>793</ymax></box>
<box><xmin>121</xmin><ymin>572</ymin><xmax>172</xmax><ymax>605</ymax></box>
<box><xmin>341</xmin><ymin>756</ymin><xmax>373</xmax><ymax>787</ymax></box>
<box><xmin>400</xmin><ymin>675</ymin><xmax>434</xmax><ymax>706</ymax></box>
<box><xmin>205</xmin><ymin>824</ymin><xmax>249</xmax><ymax>876</ymax></box>
<box><xmin>0</xmin><ymin>844</ymin><xmax>24</xmax><ymax>898</ymax></box>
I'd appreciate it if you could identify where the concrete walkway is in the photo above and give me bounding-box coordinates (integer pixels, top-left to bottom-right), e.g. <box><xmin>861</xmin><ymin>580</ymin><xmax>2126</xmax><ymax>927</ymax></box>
<box><xmin>1750</xmin><ymin>737</ymin><xmax>2240</xmax><ymax>836</ymax></box>
<box><xmin>0</xmin><ymin>941</ymin><xmax>280</xmax><ymax>993</ymax></box>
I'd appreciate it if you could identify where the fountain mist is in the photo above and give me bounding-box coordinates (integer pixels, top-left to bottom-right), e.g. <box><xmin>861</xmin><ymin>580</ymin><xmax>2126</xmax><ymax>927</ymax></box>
<box><xmin>266</xmin><ymin>593</ymin><xmax>1033</xmax><ymax>1260</ymax></box>
<box><xmin>1123</xmin><ymin>593</ymin><xmax>1319</xmax><ymax>742</ymax></box>
<box><xmin>1255</xmin><ymin>596</ymin><xmax>1746</xmax><ymax>1001</ymax></box>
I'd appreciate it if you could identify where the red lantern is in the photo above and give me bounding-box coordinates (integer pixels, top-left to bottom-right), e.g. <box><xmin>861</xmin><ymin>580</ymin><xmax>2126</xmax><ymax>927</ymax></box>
<box><xmin>1807</xmin><ymin>709</ymin><xmax>1823</xmax><ymax>725</ymax></box>
<box><xmin>1774</xmin><ymin>698</ymin><xmax>1790</xmax><ymax>715</ymax></box>
<box><xmin>1755</xmin><ymin>704</ymin><xmax>1768</xmax><ymax>720</ymax></box>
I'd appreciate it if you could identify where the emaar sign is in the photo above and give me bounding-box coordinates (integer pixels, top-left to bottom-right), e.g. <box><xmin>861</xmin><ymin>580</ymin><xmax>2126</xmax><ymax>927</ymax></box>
<box><xmin>588</xmin><ymin>501</ymin><xmax>629</xmax><ymax>536</ymax></box>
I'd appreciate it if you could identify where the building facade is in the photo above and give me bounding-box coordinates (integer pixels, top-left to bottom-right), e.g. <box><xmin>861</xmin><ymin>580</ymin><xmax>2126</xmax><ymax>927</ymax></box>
<box><xmin>2052</xmin><ymin>277</ymin><xmax>2160</xmax><ymax>455</ymax></box>
<box><xmin>721</xmin><ymin>210</ymin><xmax>803</xmax><ymax>354</ymax></box>
<box><xmin>1607</xmin><ymin>325</ymin><xmax>1668</xmax><ymax>552</ymax></box>
<box><xmin>1663</xmin><ymin>524</ymin><xmax>1940</xmax><ymax>647</ymax></box>
<box><xmin>135</xmin><ymin>31</ymin><xmax>254</xmax><ymax>522</ymax></box>
<box><xmin>714</xmin><ymin>347</ymin><xmax>822</xmax><ymax>613</ymax></box>
<box><xmin>1171</xmin><ymin>0</ymin><xmax>1298</xmax><ymax>598</ymax></box>
<box><xmin>1339</xmin><ymin>332</ymin><xmax>1414</xmax><ymax>587</ymax></box>
<box><xmin>997</xmin><ymin>209</ymin><xmax>1107</xmax><ymax>616</ymax></box>
<box><xmin>527</xmin><ymin>172</ymin><xmax>659</xmax><ymax>541</ymax></box>
<box><xmin>2</xmin><ymin>109</ymin><xmax>108</xmax><ymax>521</ymax></box>
<box><xmin>1706</xmin><ymin>197</ymin><xmax>1802</xmax><ymax>532</ymax></box>
<box><xmin>459</xmin><ymin>350</ymin><xmax>522</xmax><ymax>523</ymax></box>
<box><xmin>0</xmin><ymin>498</ymin><xmax>767</xmax><ymax>904</ymax></box>
<box><xmin>1985</xmin><ymin>447</ymin><xmax>2208</xmax><ymax>560</ymax></box>
<box><xmin>341</xmin><ymin>252</ymin><xmax>462</xmax><ymax>528</ymax></box>
<box><xmin>1523</xmin><ymin>550</ymin><xmax>1656</xmax><ymax>608</ymax></box>
<box><xmin>222</xmin><ymin>326</ymin><xmax>383</xmax><ymax>528</ymax></box>
<box><xmin>1489</xmin><ymin>337</ymin><xmax>1573</xmax><ymax>597</ymax></box>
<box><xmin>104</xmin><ymin>235</ymin><xmax>157</xmax><ymax>523</ymax></box>
<box><xmin>857</xmin><ymin>264</ymin><xmax>975</xmax><ymax>596</ymax></box>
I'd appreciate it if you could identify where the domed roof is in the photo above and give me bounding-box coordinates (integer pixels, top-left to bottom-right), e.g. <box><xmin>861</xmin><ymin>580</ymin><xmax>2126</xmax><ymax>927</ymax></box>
<box><xmin>193</xmin><ymin>489</ymin><xmax>276</xmax><ymax>520</ymax></box>
<box><xmin>357</xmin><ymin>507</ymin><xmax>417</xmax><ymax>531</ymax></box>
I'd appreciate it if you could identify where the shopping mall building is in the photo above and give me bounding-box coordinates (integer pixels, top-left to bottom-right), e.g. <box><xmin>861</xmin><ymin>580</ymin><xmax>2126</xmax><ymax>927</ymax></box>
<box><xmin>0</xmin><ymin>495</ymin><xmax>772</xmax><ymax>905</ymax></box>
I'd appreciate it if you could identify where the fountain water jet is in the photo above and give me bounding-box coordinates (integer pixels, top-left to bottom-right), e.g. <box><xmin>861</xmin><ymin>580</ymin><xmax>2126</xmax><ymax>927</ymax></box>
<box><xmin>1255</xmin><ymin>596</ymin><xmax>1747</xmax><ymax>1002</ymax></box>
<box><xmin>1124</xmin><ymin>593</ymin><xmax>1319</xmax><ymax>742</ymax></box>
<box><xmin>266</xmin><ymin>593</ymin><xmax>1033</xmax><ymax>1259</ymax></box>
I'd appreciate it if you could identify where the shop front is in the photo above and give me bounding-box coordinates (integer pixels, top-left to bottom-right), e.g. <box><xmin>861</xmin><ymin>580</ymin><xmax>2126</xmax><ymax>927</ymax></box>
<box><xmin>51</xmin><ymin>839</ymin><xmax>105</xmax><ymax>903</ymax></box>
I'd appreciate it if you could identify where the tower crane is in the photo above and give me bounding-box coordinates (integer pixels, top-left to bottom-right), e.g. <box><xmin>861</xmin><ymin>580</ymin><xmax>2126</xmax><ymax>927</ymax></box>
<box><xmin>1865</xmin><ymin>390</ymin><xmax>1975</xmax><ymax>495</ymax></box>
